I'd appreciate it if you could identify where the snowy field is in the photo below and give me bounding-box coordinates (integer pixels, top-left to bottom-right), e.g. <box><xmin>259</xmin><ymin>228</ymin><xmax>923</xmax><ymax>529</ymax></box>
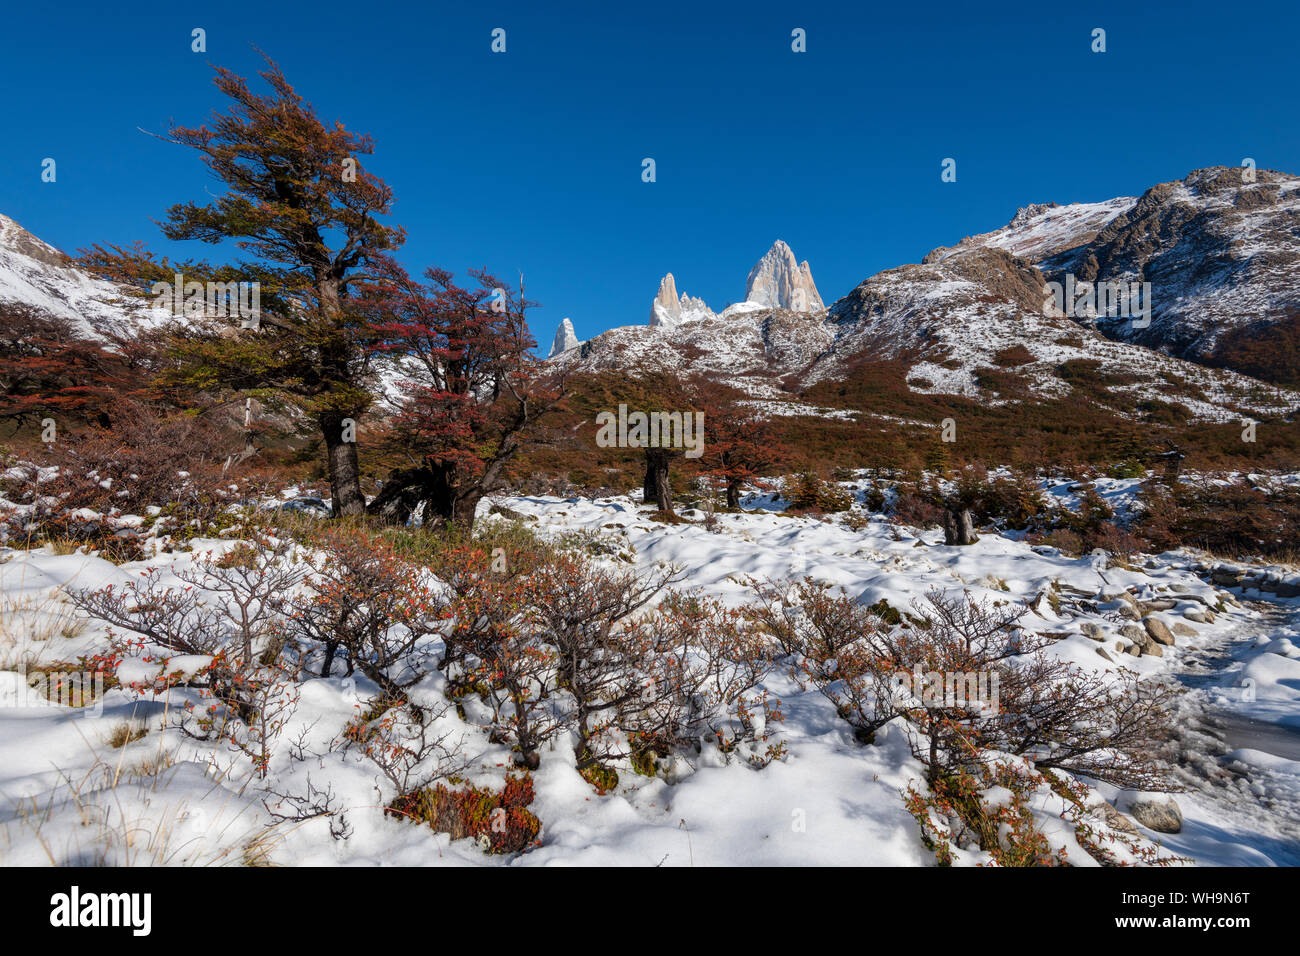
<box><xmin>1</xmin><ymin>483</ymin><xmax>1298</xmax><ymax>867</ymax></box>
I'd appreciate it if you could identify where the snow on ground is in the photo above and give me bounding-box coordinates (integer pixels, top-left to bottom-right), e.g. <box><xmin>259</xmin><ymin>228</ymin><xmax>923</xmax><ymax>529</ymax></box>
<box><xmin>1</xmin><ymin>487</ymin><xmax>1297</xmax><ymax>866</ymax></box>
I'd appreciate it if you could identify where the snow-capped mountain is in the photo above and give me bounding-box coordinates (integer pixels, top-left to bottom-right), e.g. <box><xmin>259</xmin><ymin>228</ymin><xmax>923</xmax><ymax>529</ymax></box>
<box><xmin>647</xmin><ymin>273</ymin><xmax>718</xmax><ymax>328</ymax></box>
<box><xmin>927</xmin><ymin>167</ymin><xmax>1300</xmax><ymax>365</ymax></box>
<box><xmin>546</xmin><ymin>173</ymin><xmax>1300</xmax><ymax>422</ymax></box>
<box><xmin>744</xmin><ymin>239</ymin><xmax>824</xmax><ymax>312</ymax></box>
<box><xmin>547</xmin><ymin>317</ymin><xmax>582</xmax><ymax>358</ymax></box>
<box><xmin>0</xmin><ymin>213</ymin><xmax>173</xmax><ymax>338</ymax></box>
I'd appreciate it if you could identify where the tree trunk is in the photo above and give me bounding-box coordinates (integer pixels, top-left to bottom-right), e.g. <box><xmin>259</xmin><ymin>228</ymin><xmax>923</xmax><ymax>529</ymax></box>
<box><xmin>643</xmin><ymin>448</ymin><xmax>673</xmax><ymax>514</ymax></box>
<box><xmin>943</xmin><ymin>506</ymin><xmax>978</xmax><ymax>546</ymax></box>
<box><xmin>366</xmin><ymin>466</ymin><xmax>429</xmax><ymax>525</ymax></box>
<box><xmin>726</xmin><ymin>480</ymin><xmax>742</xmax><ymax>510</ymax></box>
<box><xmin>321</xmin><ymin>411</ymin><xmax>366</xmax><ymax>517</ymax></box>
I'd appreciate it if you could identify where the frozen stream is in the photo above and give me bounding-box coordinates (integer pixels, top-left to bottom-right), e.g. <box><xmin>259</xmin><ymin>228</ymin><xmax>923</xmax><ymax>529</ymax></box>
<box><xmin>1166</xmin><ymin>596</ymin><xmax>1300</xmax><ymax>865</ymax></box>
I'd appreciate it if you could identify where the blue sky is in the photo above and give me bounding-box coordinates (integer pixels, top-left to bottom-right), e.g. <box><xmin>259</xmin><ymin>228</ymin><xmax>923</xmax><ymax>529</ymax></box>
<box><xmin>2</xmin><ymin>0</ymin><xmax>1298</xmax><ymax>348</ymax></box>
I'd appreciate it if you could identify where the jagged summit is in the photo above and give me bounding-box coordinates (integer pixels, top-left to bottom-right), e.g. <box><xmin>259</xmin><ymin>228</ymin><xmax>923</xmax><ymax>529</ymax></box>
<box><xmin>547</xmin><ymin>317</ymin><xmax>581</xmax><ymax>358</ymax></box>
<box><xmin>744</xmin><ymin>239</ymin><xmax>823</xmax><ymax>312</ymax></box>
<box><xmin>648</xmin><ymin>272</ymin><xmax>717</xmax><ymax>327</ymax></box>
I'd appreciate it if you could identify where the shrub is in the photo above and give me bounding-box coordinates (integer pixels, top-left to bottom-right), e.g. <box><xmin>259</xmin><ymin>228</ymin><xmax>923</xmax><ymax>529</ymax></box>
<box><xmin>388</xmin><ymin>774</ymin><xmax>541</xmax><ymax>854</ymax></box>
<box><xmin>785</xmin><ymin>473</ymin><xmax>853</xmax><ymax>514</ymax></box>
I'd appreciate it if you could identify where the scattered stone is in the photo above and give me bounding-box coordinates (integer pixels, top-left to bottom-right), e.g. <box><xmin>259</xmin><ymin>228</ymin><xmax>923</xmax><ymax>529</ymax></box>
<box><xmin>1139</xmin><ymin>599</ymin><xmax>1178</xmax><ymax>613</ymax></box>
<box><xmin>1144</xmin><ymin>617</ymin><xmax>1176</xmax><ymax>646</ymax></box>
<box><xmin>1080</xmin><ymin>622</ymin><xmax>1106</xmax><ymax>641</ymax></box>
<box><xmin>1129</xmin><ymin>796</ymin><xmax>1183</xmax><ymax>834</ymax></box>
<box><xmin>1211</xmin><ymin>566</ymin><xmax>1246</xmax><ymax>587</ymax></box>
<box><xmin>1117</xmin><ymin>603</ymin><xmax>1142</xmax><ymax>621</ymax></box>
<box><xmin>1183</xmin><ymin>608</ymin><xmax>1212</xmax><ymax>624</ymax></box>
<box><xmin>1097</xmin><ymin>647</ymin><xmax>1116</xmax><ymax>662</ymax></box>
<box><xmin>1172</xmin><ymin>622</ymin><xmax>1197</xmax><ymax>637</ymax></box>
<box><xmin>1099</xmin><ymin>803</ymin><xmax>1139</xmax><ymax>835</ymax></box>
<box><xmin>1120</xmin><ymin>624</ymin><xmax>1146</xmax><ymax>642</ymax></box>
<box><xmin>1140</xmin><ymin>639</ymin><xmax>1163</xmax><ymax>658</ymax></box>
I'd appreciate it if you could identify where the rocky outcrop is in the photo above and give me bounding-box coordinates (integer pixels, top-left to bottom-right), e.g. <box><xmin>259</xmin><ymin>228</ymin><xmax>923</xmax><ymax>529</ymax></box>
<box><xmin>648</xmin><ymin>273</ymin><xmax>716</xmax><ymax>327</ymax></box>
<box><xmin>745</xmin><ymin>240</ymin><xmax>824</xmax><ymax>312</ymax></box>
<box><xmin>547</xmin><ymin>317</ymin><xmax>581</xmax><ymax>358</ymax></box>
<box><xmin>649</xmin><ymin>273</ymin><xmax>682</xmax><ymax>327</ymax></box>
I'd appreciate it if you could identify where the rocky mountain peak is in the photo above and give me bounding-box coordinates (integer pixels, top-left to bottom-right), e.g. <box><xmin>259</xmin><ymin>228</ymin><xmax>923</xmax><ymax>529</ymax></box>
<box><xmin>0</xmin><ymin>213</ymin><xmax>70</xmax><ymax>269</ymax></box>
<box><xmin>547</xmin><ymin>317</ymin><xmax>581</xmax><ymax>358</ymax></box>
<box><xmin>648</xmin><ymin>272</ymin><xmax>717</xmax><ymax>327</ymax></box>
<box><xmin>649</xmin><ymin>273</ymin><xmax>680</xmax><ymax>326</ymax></box>
<box><xmin>1008</xmin><ymin>202</ymin><xmax>1060</xmax><ymax>228</ymax></box>
<box><xmin>744</xmin><ymin>240</ymin><xmax>823</xmax><ymax>312</ymax></box>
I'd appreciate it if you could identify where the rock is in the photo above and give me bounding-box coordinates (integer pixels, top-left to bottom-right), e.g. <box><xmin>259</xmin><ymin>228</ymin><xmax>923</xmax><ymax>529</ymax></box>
<box><xmin>1129</xmin><ymin>796</ymin><xmax>1183</xmax><ymax>834</ymax></box>
<box><xmin>1278</xmin><ymin>577</ymin><xmax>1300</xmax><ymax>598</ymax></box>
<box><xmin>546</xmin><ymin>317</ymin><xmax>582</xmax><ymax>358</ymax></box>
<box><xmin>1139</xmin><ymin>599</ymin><xmax>1178</xmax><ymax>613</ymax></box>
<box><xmin>1120</xmin><ymin>624</ymin><xmax>1146</xmax><ymax>641</ymax></box>
<box><xmin>1140</xmin><ymin>639</ymin><xmax>1163</xmax><ymax>657</ymax></box>
<box><xmin>648</xmin><ymin>273</ymin><xmax>717</xmax><ymax>327</ymax></box>
<box><xmin>1080</xmin><ymin>622</ymin><xmax>1106</xmax><ymax>641</ymax></box>
<box><xmin>1144</xmin><ymin>617</ymin><xmax>1176</xmax><ymax>646</ymax></box>
<box><xmin>744</xmin><ymin>240</ymin><xmax>824</xmax><ymax>312</ymax></box>
<box><xmin>1117</xmin><ymin>603</ymin><xmax>1142</xmax><ymax>621</ymax></box>
<box><xmin>1098</xmin><ymin>803</ymin><xmax>1139</xmax><ymax>835</ymax></box>
<box><xmin>1097</xmin><ymin>646</ymin><xmax>1115</xmax><ymax>662</ymax></box>
<box><xmin>1172</xmin><ymin>622</ymin><xmax>1197</xmax><ymax>637</ymax></box>
<box><xmin>649</xmin><ymin>273</ymin><xmax>682</xmax><ymax>327</ymax></box>
<box><xmin>1125</xmin><ymin>644</ymin><xmax>1141</xmax><ymax>656</ymax></box>
<box><xmin>489</xmin><ymin>504</ymin><xmax>537</xmax><ymax>522</ymax></box>
<box><xmin>1183</xmin><ymin>608</ymin><xmax>1212</xmax><ymax>624</ymax></box>
<box><xmin>1211</xmin><ymin>566</ymin><xmax>1246</xmax><ymax>587</ymax></box>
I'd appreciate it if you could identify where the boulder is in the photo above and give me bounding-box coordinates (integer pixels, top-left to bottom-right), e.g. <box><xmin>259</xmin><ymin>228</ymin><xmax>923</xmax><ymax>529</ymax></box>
<box><xmin>1098</xmin><ymin>803</ymin><xmax>1139</xmax><ymax>835</ymax></box>
<box><xmin>1139</xmin><ymin>598</ymin><xmax>1178</xmax><ymax>613</ymax></box>
<box><xmin>1129</xmin><ymin>796</ymin><xmax>1182</xmax><ymax>833</ymax></box>
<box><xmin>1120</xmin><ymin>624</ymin><xmax>1146</xmax><ymax>642</ymax></box>
<box><xmin>1144</xmin><ymin>617</ymin><xmax>1176</xmax><ymax>646</ymax></box>
<box><xmin>1211</xmin><ymin>566</ymin><xmax>1246</xmax><ymax>587</ymax></box>
<box><xmin>1080</xmin><ymin>622</ymin><xmax>1106</xmax><ymax>642</ymax></box>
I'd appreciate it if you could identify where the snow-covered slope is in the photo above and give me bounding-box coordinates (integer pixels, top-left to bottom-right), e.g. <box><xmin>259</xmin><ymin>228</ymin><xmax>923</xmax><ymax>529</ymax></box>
<box><xmin>822</xmin><ymin>245</ymin><xmax>1299</xmax><ymax>420</ymax></box>
<box><xmin>926</xmin><ymin>168</ymin><xmax>1300</xmax><ymax>363</ymax></box>
<box><xmin>0</xmin><ymin>214</ymin><xmax>173</xmax><ymax>338</ymax></box>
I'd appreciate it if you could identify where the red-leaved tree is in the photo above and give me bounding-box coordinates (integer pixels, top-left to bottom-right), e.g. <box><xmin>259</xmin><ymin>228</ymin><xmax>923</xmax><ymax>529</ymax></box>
<box><xmin>364</xmin><ymin>260</ymin><xmax>564</xmax><ymax>528</ymax></box>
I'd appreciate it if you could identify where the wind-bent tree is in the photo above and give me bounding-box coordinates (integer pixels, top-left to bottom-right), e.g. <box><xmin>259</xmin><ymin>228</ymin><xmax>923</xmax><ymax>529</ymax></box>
<box><xmin>80</xmin><ymin>57</ymin><xmax>404</xmax><ymax>515</ymax></box>
<box><xmin>363</xmin><ymin>261</ymin><xmax>563</xmax><ymax>530</ymax></box>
